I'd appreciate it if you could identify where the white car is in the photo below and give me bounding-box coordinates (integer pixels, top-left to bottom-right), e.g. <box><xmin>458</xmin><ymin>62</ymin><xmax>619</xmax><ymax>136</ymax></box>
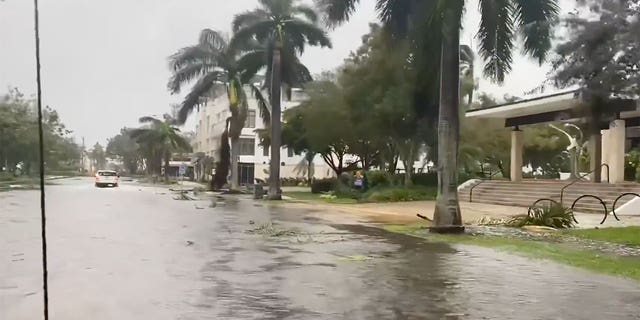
<box><xmin>95</xmin><ymin>170</ymin><xmax>119</xmax><ymax>187</ymax></box>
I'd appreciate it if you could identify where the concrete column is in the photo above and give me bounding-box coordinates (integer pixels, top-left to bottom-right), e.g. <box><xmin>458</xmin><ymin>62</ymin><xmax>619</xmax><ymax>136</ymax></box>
<box><xmin>510</xmin><ymin>128</ymin><xmax>523</xmax><ymax>182</ymax></box>
<box><xmin>608</xmin><ymin>119</ymin><xmax>626</xmax><ymax>183</ymax></box>
<box><xmin>601</xmin><ymin>128</ymin><xmax>610</xmax><ymax>181</ymax></box>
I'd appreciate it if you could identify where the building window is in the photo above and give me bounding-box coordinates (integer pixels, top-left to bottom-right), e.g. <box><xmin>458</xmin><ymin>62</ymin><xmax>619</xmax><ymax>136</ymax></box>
<box><xmin>239</xmin><ymin>138</ymin><xmax>255</xmax><ymax>156</ymax></box>
<box><xmin>263</xmin><ymin>145</ymin><xmax>269</xmax><ymax>156</ymax></box>
<box><xmin>245</xmin><ymin>110</ymin><xmax>256</xmax><ymax>128</ymax></box>
<box><xmin>287</xmin><ymin>147</ymin><xmax>294</xmax><ymax>157</ymax></box>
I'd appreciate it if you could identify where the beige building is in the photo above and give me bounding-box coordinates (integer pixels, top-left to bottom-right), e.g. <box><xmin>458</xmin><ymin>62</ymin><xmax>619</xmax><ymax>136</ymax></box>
<box><xmin>192</xmin><ymin>86</ymin><xmax>335</xmax><ymax>184</ymax></box>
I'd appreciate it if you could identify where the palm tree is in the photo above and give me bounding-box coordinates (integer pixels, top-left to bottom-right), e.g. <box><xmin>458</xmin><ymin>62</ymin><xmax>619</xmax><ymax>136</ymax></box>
<box><xmin>232</xmin><ymin>0</ymin><xmax>332</xmax><ymax>200</ymax></box>
<box><xmin>129</xmin><ymin>114</ymin><xmax>192</xmax><ymax>181</ymax></box>
<box><xmin>459</xmin><ymin>44</ymin><xmax>476</xmax><ymax>107</ymax></box>
<box><xmin>168</xmin><ymin>29</ymin><xmax>269</xmax><ymax>190</ymax></box>
<box><xmin>317</xmin><ymin>0</ymin><xmax>558</xmax><ymax>232</ymax></box>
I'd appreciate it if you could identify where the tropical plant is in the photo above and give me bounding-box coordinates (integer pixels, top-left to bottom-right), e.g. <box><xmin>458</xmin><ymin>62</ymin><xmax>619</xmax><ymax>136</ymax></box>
<box><xmin>106</xmin><ymin>128</ymin><xmax>142</xmax><ymax>174</ymax></box>
<box><xmin>232</xmin><ymin>0</ymin><xmax>332</xmax><ymax>199</ymax></box>
<box><xmin>212</xmin><ymin>119</ymin><xmax>231</xmax><ymax>190</ymax></box>
<box><xmin>316</xmin><ymin>0</ymin><xmax>559</xmax><ymax>232</ymax></box>
<box><xmin>168</xmin><ymin>28</ymin><xmax>270</xmax><ymax>190</ymax></box>
<box><xmin>129</xmin><ymin>114</ymin><xmax>192</xmax><ymax>180</ymax></box>
<box><xmin>515</xmin><ymin>203</ymin><xmax>575</xmax><ymax>229</ymax></box>
<box><xmin>459</xmin><ymin>44</ymin><xmax>476</xmax><ymax>107</ymax></box>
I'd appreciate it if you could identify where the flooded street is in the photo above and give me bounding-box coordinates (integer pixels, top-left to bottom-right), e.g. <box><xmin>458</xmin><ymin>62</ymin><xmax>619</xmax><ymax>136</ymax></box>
<box><xmin>2</xmin><ymin>178</ymin><xmax>640</xmax><ymax>319</ymax></box>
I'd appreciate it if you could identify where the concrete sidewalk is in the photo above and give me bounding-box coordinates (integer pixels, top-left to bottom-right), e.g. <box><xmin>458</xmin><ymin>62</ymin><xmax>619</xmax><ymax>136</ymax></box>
<box><xmin>282</xmin><ymin>199</ymin><xmax>640</xmax><ymax>229</ymax></box>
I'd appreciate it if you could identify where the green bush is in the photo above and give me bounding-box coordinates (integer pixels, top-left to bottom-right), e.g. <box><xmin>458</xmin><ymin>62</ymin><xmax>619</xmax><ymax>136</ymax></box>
<box><xmin>366</xmin><ymin>170</ymin><xmax>392</xmax><ymax>188</ymax></box>
<box><xmin>364</xmin><ymin>186</ymin><xmax>436</xmax><ymax>202</ymax></box>
<box><xmin>0</xmin><ymin>172</ymin><xmax>15</xmax><ymax>182</ymax></box>
<box><xmin>333</xmin><ymin>180</ymin><xmax>364</xmax><ymax>199</ymax></box>
<box><xmin>517</xmin><ymin>203</ymin><xmax>575</xmax><ymax>229</ymax></box>
<box><xmin>311</xmin><ymin>178</ymin><xmax>336</xmax><ymax>194</ymax></box>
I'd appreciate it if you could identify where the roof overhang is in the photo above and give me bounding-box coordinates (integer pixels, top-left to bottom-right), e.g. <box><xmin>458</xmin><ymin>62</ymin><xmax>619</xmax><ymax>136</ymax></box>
<box><xmin>466</xmin><ymin>89</ymin><xmax>581</xmax><ymax>120</ymax></box>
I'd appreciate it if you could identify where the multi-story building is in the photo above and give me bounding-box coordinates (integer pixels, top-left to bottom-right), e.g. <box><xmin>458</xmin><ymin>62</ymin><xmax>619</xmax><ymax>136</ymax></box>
<box><xmin>192</xmin><ymin>86</ymin><xmax>334</xmax><ymax>184</ymax></box>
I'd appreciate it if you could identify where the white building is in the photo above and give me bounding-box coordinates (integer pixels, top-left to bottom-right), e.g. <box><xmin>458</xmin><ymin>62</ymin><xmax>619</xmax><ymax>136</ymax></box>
<box><xmin>192</xmin><ymin>86</ymin><xmax>335</xmax><ymax>184</ymax></box>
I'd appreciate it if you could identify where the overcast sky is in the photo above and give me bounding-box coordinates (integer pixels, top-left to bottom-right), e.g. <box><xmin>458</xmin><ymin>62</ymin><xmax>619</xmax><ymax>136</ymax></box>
<box><xmin>0</xmin><ymin>0</ymin><xmax>575</xmax><ymax>146</ymax></box>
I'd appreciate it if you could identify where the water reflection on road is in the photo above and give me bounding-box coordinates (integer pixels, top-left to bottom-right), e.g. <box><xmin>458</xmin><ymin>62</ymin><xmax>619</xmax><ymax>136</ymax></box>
<box><xmin>1</xmin><ymin>178</ymin><xmax>639</xmax><ymax>319</ymax></box>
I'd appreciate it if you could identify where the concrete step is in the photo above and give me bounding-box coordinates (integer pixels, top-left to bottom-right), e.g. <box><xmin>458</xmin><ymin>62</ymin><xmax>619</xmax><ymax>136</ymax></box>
<box><xmin>458</xmin><ymin>179</ymin><xmax>640</xmax><ymax>214</ymax></box>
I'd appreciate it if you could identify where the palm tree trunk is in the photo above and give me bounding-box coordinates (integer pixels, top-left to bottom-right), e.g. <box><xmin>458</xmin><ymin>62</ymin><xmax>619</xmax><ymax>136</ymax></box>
<box><xmin>306</xmin><ymin>152</ymin><xmax>314</xmax><ymax>185</ymax></box>
<box><xmin>164</xmin><ymin>150</ymin><xmax>170</xmax><ymax>181</ymax></box>
<box><xmin>268</xmin><ymin>48</ymin><xmax>282</xmax><ymax>200</ymax></box>
<box><xmin>590</xmin><ymin>131</ymin><xmax>602</xmax><ymax>182</ymax></box>
<box><xmin>432</xmin><ymin>10</ymin><xmax>464</xmax><ymax>233</ymax></box>
<box><xmin>403</xmin><ymin>144</ymin><xmax>414</xmax><ymax>188</ymax></box>
<box><xmin>230</xmin><ymin>137</ymin><xmax>240</xmax><ymax>190</ymax></box>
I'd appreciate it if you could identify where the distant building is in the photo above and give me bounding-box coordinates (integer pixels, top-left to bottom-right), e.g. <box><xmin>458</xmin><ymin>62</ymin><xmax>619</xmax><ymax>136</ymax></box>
<box><xmin>191</xmin><ymin>86</ymin><xmax>334</xmax><ymax>185</ymax></box>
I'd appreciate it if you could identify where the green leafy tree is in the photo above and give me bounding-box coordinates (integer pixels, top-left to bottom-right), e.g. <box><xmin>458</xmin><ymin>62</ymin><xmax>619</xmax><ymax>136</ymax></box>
<box><xmin>89</xmin><ymin>143</ymin><xmax>107</xmax><ymax>170</ymax></box>
<box><xmin>106</xmin><ymin>128</ymin><xmax>141</xmax><ymax>174</ymax></box>
<box><xmin>232</xmin><ymin>0</ymin><xmax>332</xmax><ymax>199</ymax></box>
<box><xmin>0</xmin><ymin>88</ymin><xmax>80</xmax><ymax>174</ymax></box>
<box><xmin>168</xmin><ymin>29</ymin><xmax>270</xmax><ymax>190</ymax></box>
<box><xmin>317</xmin><ymin>0</ymin><xmax>559</xmax><ymax>230</ymax></box>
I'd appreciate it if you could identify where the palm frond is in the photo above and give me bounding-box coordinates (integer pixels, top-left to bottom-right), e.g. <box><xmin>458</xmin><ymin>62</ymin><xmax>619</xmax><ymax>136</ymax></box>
<box><xmin>232</xmin><ymin>9</ymin><xmax>270</xmax><ymax>32</ymax></box>
<box><xmin>176</xmin><ymin>71</ymin><xmax>224</xmax><ymax>124</ymax></box>
<box><xmin>285</xmin><ymin>20</ymin><xmax>333</xmax><ymax>50</ymax></box>
<box><xmin>171</xmin><ymin>133</ymin><xmax>193</xmax><ymax>152</ymax></box>
<box><xmin>376</xmin><ymin>0</ymin><xmax>415</xmax><ymax>37</ymax></box>
<box><xmin>198</xmin><ymin>29</ymin><xmax>229</xmax><ymax>51</ymax></box>
<box><xmin>128</xmin><ymin>128</ymin><xmax>159</xmax><ymax>142</ymax></box>
<box><xmin>138</xmin><ymin>116</ymin><xmax>163</xmax><ymax>125</ymax></box>
<box><xmin>167</xmin><ymin>62</ymin><xmax>213</xmax><ymax>94</ymax></box>
<box><xmin>478</xmin><ymin>0</ymin><xmax>515</xmax><ymax>82</ymax></box>
<box><xmin>512</xmin><ymin>0</ymin><xmax>559</xmax><ymax>63</ymax></box>
<box><xmin>237</xmin><ymin>50</ymin><xmax>268</xmax><ymax>84</ymax></box>
<box><xmin>292</xmin><ymin>4</ymin><xmax>320</xmax><ymax>23</ymax></box>
<box><xmin>460</xmin><ymin>44</ymin><xmax>475</xmax><ymax>66</ymax></box>
<box><xmin>251</xmin><ymin>84</ymin><xmax>271</xmax><ymax>127</ymax></box>
<box><xmin>314</xmin><ymin>0</ymin><xmax>360</xmax><ymax>27</ymax></box>
<box><xmin>168</xmin><ymin>45</ymin><xmax>214</xmax><ymax>72</ymax></box>
<box><xmin>260</xmin><ymin>0</ymin><xmax>294</xmax><ymax>17</ymax></box>
<box><xmin>229</xmin><ymin>20</ymin><xmax>278</xmax><ymax>50</ymax></box>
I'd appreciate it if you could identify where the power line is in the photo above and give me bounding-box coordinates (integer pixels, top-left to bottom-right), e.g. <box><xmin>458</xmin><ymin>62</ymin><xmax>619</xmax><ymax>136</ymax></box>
<box><xmin>32</xmin><ymin>0</ymin><xmax>49</xmax><ymax>319</ymax></box>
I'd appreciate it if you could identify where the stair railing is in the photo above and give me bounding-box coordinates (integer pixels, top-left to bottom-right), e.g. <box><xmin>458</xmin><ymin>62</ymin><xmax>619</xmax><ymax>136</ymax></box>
<box><xmin>469</xmin><ymin>170</ymin><xmax>502</xmax><ymax>203</ymax></box>
<box><xmin>559</xmin><ymin>163</ymin><xmax>610</xmax><ymax>205</ymax></box>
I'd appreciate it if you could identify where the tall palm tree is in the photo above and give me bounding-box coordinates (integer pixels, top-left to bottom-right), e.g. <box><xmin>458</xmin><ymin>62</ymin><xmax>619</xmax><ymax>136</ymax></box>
<box><xmin>129</xmin><ymin>114</ymin><xmax>192</xmax><ymax>181</ymax></box>
<box><xmin>232</xmin><ymin>0</ymin><xmax>332</xmax><ymax>200</ymax></box>
<box><xmin>459</xmin><ymin>44</ymin><xmax>476</xmax><ymax>107</ymax></box>
<box><xmin>168</xmin><ymin>29</ymin><xmax>270</xmax><ymax>190</ymax></box>
<box><xmin>317</xmin><ymin>0</ymin><xmax>558</xmax><ymax>232</ymax></box>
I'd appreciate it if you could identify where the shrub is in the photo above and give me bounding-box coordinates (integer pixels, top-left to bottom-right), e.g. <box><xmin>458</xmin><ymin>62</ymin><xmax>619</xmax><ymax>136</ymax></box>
<box><xmin>393</xmin><ymin>172</ymin><xmax>439</xmax><ymax>187</ymax></box>
<box><xmin>334</xmin><ymin>180</ymin><xmax>364</xmax><ymax>199</ymax></box>
<box><xmin>365</xmin><ymin>186</ymin><xmax>436</xmax><ymax>202</ymax></box>
<box><xmin>517</xmin><ymin>203</ymin><xmax>575</xmax><ymax>229</ymax></box>
<box><xmin>410</xmin><ymin>173</ymin><xmax>438</xmax><ymax>187</ymax></box>
<box><xmin>311</xmin><ymin>178</ymin><xmax>336</xmax><ymax>194</ymax></box>
<box><xmin>366</xmin><ymin>170</ymin><xmax>392</xmax><ymax>188</ymax></box>
<box><xmin>280</xmin><ymin>177</ymin><xmax>307</xmax><ymax>187</ymax></box>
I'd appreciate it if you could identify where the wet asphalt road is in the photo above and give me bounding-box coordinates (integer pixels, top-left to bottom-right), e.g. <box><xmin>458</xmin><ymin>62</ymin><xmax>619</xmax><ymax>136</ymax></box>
<box><xmin>2</xmin><ymin>178</ymin><xmax>640</xmax><ymax>320</ymax></box>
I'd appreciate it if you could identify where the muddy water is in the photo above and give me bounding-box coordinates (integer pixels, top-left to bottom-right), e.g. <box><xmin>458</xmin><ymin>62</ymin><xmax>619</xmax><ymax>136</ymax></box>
<box><xmin>2</xmin><ymin>178</ymin><xmax>640</xmax><ymax>319</ymax></box>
